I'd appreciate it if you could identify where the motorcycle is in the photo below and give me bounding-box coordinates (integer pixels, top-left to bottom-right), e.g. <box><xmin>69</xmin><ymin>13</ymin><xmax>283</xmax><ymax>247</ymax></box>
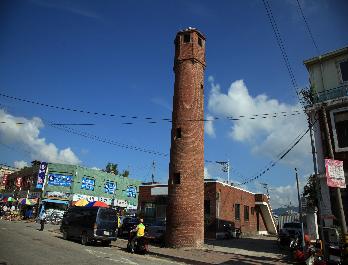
<box><xmin>126</xmin><ymin>225</ymin><xmax>149</xmax><ymax>254</ymax></box>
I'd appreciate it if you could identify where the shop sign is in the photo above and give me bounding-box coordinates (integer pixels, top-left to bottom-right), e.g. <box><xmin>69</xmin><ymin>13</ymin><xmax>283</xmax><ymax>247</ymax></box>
<box><xmin>81</xmin><ymin>177</ymin><xmax>95</xmax><ymax>191</ymax></box>
<box><xmin>104</xmin><ymin>181</ymin><xmax>116</xmax><ymax>194</ymax></box>
<box><xmin>127</xmin><ymin>204</ymin><xmax>137</xmax><ymax>210</ymax></box>
<box><xmin>113</xmin><ymin>199</ymin><xmax>128</xmax><ymax>207</ymax></box>
<box><xmin>47</xmin><ymin>174</ymin><xmax>72</xmax><ymax>187</ymax></box>
<box><xmin>98</xmin><ymin>197</ymin><xmax>112</xmax><ymax>205</ymax></box>
<box><xmin>45</xmin><ymin>191</ymin><xmax>70</xmax><ymax>200</ymax></box>
<box><xmin>126</xmin><ymin>186</ymin><xmax>137</xmax><ymax>198</ymax></box>
<box><xmin>72</xmin><ymin>193</ymin><xmax>98</xmax><ymax>202</ymax></box>
<box><xmin>28</xmin><ymin>192</ymin><xmax>41</xmax><ymax>199</ymax></box>
<box><xmin>325</xmin><ymin>159</ymin><xmax>346</xmax><ymax>188</ymax></box>
<box><xmin>36</xmin><ymin>162</ymin><xmax>48</xmax><ymax>190</ymax></box>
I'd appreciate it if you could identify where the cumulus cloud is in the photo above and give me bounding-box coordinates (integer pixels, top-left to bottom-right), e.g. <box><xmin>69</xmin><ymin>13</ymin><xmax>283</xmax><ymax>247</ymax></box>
<box><xmin>205</xmin><ymin>114</ymin><xmax>216</xmax><ymax>137</ymax></box>
<box><xmin>264</xmin><ymin>177</ymin><xmax>307</xmax><ymax>209</ymax></box>
<box><xmin>0</xmin><ymin>109</ymin><xmax>81</xmax><ymax>165</ymax></box>
<box><xmin>14</xmin><ymin>160</ymin><xmax>28</xmax><ymax>169</ymax></box>
<box><xmin>206</xmin><ymin>76</ymin><xmax>311</xmax><ymax>169</ymax></box>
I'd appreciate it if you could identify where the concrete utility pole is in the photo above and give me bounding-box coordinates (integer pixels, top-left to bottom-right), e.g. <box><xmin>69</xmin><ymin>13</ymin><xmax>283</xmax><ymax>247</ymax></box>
<box><xmin>295</xmin><ymin>168</ymin><xmax>305</xmax><ymax>250</ymax></box>
<box><xmin>321</xmin><ymin>107</ymin><xmax>347</xmax><ymax>236</ymax></box>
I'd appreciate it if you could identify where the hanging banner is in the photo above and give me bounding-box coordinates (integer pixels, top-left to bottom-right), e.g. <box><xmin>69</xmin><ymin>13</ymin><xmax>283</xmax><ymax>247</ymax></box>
<box><xmin>36</xmin><ymin>162</ymin><xmax>48</xmax><ymax>189</ymax></box>
<box><xmin>325</xmin><ymin>159</ymin><xmax>346</xmax><ymax>188</ymax></box>
<box><xmin>47</xmin><ymin>174</ymin><xmax>72</xmax><ymax>187</ymax></box>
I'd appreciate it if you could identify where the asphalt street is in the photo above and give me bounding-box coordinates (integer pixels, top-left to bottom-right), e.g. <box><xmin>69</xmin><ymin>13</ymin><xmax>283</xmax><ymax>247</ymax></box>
<box><xmin>0</xmin><ymin>220</ymin><xmax>181</xmax><ymax>265</ymax></box>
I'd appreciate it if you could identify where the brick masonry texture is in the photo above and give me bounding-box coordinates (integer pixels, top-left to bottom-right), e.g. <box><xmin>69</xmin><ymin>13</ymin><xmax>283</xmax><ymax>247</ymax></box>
<box><xmin>166</xmin><ymin>29</ymin><xmax>206</xmax><ymax>248</ymax></box>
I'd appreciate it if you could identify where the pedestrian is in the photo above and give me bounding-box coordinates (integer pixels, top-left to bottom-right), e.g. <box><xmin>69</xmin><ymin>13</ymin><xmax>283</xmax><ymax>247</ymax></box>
<box><xmin>39</xmin><ymin>210</ymin><xmax>46</xmax><ymax>231</ymax></box>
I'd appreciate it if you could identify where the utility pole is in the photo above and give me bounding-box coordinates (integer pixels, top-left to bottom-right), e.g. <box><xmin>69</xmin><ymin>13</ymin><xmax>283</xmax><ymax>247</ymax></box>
<box><xmin>295</xmin><ymin>168</ymin><xmax>305</xmax><ymax>250</ymax></box>
<box><xmin>321</xmin><ymin>107</ymin><xmax>347</xmax><ymax>236</ymax></box>
<box><xmin>151</xmin><ymin>161</ymin><xmax>155</xmax><ymax>184</ymax></box>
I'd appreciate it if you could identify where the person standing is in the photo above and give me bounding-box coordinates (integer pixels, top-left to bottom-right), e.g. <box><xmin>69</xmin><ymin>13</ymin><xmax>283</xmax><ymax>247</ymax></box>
<box><xmin>39</xmin><ymin>210</ymin><xmax>46</xmax><ymax>231</ymax></box>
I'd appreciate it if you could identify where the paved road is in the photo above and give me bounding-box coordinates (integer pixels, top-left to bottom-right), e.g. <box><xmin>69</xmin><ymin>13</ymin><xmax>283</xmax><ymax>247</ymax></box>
<box><xmin>0</xmin><ymin>220</ymin><xmax>181</xmax><ymax>265</ymax></box>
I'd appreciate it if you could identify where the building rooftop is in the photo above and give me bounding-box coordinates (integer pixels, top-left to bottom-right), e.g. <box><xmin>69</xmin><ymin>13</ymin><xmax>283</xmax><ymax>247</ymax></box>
<box><xmin>303</xmin><ymin>46</ymin><xmax>348</xmax><ymax>68</ymax></box>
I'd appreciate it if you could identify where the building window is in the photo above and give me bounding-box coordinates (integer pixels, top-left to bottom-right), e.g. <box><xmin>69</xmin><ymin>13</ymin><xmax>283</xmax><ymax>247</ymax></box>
<box><xmin>244</xmin><ymin>206</ymin><xmax>249</xmax><ymax>221</ymax></box>
<box><xmin>174</xmin><ymin>173</ymin><xmax>180</xmax><ymax>184</ymax></box>
<box><xmin>251</xmin><ymin>207</ymin><xmax>255</xmax><ymax>215</ymax></box>
<box><xmin>176</xmin><ymin>128</ymin><xmax>182</xmax><ymax>139</ymax></box>
<box><xmin>235</xmin><ymin>204</ymin><xmax>240</xmax><ymax>220</ymax></box>
<box><xmin>330</xmin><ymin>107</ymin><xmax>348</xmax><ymax>152</ymax></box>
<box><xmin>183</xmin><ymin>34</ymin><xmax>190</xmax><ymax>43</ymax></box>
<box><xmin>339</xmin><ymin>60</ymin><xmax>348</xmax><ymax>82</ymax></box>
<box><xmin>201</xmin><ymin>84</ymin><xmax>203</xmax><ymax>90</ymax></box>
<box><xmin>198</xmin><ymin>37</ymin><xmax>202</xmax><ymax>47</ymax></box>
<box><xmin>144</xmin><ymin>203</ymin><xmax>156</xmax><ymax>218</ymax></box>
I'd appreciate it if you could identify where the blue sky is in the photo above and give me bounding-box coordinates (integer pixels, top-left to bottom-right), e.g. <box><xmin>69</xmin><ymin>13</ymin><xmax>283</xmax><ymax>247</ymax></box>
<box><xmin>0</xmin><ymin>0</ymin><xmax>347</xmax><ymax>208</ymax></box>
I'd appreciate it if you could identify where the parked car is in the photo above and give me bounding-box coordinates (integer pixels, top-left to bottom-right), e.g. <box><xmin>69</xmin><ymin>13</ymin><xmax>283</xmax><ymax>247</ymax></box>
<box><xmin>118</xmin><ymin>216</ymin><xmax>138</xmax><ymax>237</ymax></box>
<box><xmin>280</xmin><ymin>222</ymin><xmax>302</xmax><ymax>237</ymax></box>
<box><xmin>60</xmin><ymin>206</ymin><xmax>118</xmax><ymax>246</ymax></box>
<box><xmin>146</xmin><ymin>219</ymin><xmax>166</xmax><ymax>244</ymax></box>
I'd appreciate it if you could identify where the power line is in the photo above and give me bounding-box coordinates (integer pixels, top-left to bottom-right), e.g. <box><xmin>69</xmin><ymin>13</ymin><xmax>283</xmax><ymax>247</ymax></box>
<box><xmin>295</xmin><ymin>0</ymin><xmax>320</xmax><ymax>55</ymax></box>
<box><xmin>262</xmin><ymin>0</ymin><xmax>299</xmax><ymax>97</ymax></box>
<box><xmin>0</xmin><ymin>92</ymin><xmax>303</xmax><ymax>124</ymax></box>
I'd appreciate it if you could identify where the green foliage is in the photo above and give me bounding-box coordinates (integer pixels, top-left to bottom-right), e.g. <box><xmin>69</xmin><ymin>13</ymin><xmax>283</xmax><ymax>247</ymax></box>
<box><xmin>122</xmin><ymin>170</ymin><xmax>129</xmax><ymax>178</ymax></box>
<box><xmin>106</xmin><ymin>163</ymin><xmax>118</xmax><ymax>175</ymax></box>
<box><xmin>302</xmin><ymin>174</ymin><xmax>318</xmax><ymax>209</ymax></box>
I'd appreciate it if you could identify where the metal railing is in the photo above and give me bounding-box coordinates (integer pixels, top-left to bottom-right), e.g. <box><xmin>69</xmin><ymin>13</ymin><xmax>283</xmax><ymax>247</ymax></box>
<box><xmin>312</xmin><ymin>84</ymin><xmax>348</xmax><ymax>103</ymax></box>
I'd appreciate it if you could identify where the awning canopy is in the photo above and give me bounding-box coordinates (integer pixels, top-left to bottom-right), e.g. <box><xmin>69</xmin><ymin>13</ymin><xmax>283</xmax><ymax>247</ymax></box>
<box><xmin>42</xmin><ymin>199</ymin><xmax>69</xmax><ymax>205</ymax></box>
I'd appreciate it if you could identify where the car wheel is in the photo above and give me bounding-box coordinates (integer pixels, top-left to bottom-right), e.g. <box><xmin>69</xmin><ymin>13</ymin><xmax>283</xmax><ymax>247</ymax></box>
<box><xmin>81</xmin><ymin>233</ymin><xmax>89</xmax><ymax>245</ymax></box>
<box><xmin>63</xmin><ymin>230</ymin><xmax>69</xmax><ymax>240</ymax></box>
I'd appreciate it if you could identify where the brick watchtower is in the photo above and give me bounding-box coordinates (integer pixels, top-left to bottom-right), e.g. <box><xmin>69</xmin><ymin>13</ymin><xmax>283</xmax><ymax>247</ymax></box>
<box><xmin>166</xmin><ymin>28</ymin><xmax>206</xmax><ymax>248</ymax></box>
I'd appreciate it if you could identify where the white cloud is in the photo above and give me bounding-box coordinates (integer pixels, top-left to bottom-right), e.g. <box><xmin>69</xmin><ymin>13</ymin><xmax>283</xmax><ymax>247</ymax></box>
<box><xmin>206</xmin><ymin>77</ymin><xmax>311</xmax><ymax>169</ymax></box>
<box><xmin>204</xmin><ymin>167</ymin><xmax>211</xmax><ymax>179</ymax></box>
<box><xmin>265</xmin><ymin>177</ymin><xmax>307</xmax><ymax>209</ymax></box>
<box><xmin>205</xmin><ymin>114</ymin><xmax>216</xmax><ymax>138</ymax></box>
<box><xmin>0</xmin><ymin>109</ymin><xmax>81</xmax><ymax>165</ymax></box>
<box><xmin>14</xmin><ymin>160</ymin><xmax>28</xmax><ymax>169</ymax></box>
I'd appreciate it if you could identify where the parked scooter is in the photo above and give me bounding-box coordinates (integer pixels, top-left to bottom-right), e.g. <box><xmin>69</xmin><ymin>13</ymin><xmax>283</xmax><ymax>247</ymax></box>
<box><xmin>126</xmin><ymin>225</ymin><xmax>149</xmax><ymax>254</ymax></box>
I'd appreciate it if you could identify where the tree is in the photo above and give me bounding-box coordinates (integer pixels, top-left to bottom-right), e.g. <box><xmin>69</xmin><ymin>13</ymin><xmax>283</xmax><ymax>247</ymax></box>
<box><xmin>122</xmin><ymin>170</ymin><xmax>129</xmax><ymax>178</ymax></box>
<box><xmin>106</xmin><ymin>163</ymin><xmax>118</xmax><ymax>175</ymax></box>
<box><xmin>302</xmin><ymin>174</ymin><xmax>318</xmax><ymax>209</ymax></box>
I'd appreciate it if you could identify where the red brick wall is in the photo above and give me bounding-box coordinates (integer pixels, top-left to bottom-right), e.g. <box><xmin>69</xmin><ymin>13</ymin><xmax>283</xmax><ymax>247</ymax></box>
<box><xmin>167</xmin><ymin>29</ymin><xmax>206</xmax><ymax>248</ymax></box>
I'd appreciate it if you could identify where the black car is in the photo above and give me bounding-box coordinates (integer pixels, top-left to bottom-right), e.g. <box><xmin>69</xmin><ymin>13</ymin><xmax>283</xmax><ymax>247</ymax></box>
<box><xmin>60</xmin><ymin>206</ymin><xmax>118</xmax><ymax>246</ymax></box>
<box><xmin>118</xmin><ymin>216</ymin><xmax>138</xmax><ymax>237</ymax></box>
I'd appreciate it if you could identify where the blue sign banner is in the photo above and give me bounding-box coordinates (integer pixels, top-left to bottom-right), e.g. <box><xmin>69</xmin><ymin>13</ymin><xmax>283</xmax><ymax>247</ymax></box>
<box><xmin>126</xmin><ymin>186</ymin><xmax>137</xmax><ymax>198</ymax></box>
<box><xmin>47</xmin><ymin>174</ymin><xmax>72</xmax><ymax>187</ymax></box>
<box><xmin>104</xmin><ymin>181</ymin><xmax>116</xmax><ymax>194</ymax></box>
<box><xmin>36</xmin><ymin>162</ymin><xmax>48</xmax><ymax>190</ymax></box>
<box><xmin>81</xmin><ymin>177</ymin><xmax>95</xmax><ymax>191</ymax></box>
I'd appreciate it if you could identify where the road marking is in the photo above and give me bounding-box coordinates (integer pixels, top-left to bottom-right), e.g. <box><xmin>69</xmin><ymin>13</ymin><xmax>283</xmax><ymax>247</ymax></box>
<box><xmin>85</xmin><ymin>249</ymin><xmax>138</xmax><ymax>264</ymax></box>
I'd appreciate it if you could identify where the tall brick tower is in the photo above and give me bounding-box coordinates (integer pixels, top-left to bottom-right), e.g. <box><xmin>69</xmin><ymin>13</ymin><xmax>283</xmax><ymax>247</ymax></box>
<box><xmin>166</xmin><ymin>28</ymin><xmax>206</xmax><ymax>248</ymax></box>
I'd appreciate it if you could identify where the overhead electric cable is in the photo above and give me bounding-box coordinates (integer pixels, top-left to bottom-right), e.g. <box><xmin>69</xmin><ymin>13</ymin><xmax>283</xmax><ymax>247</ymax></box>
<box><xmin>295</xmin><ymin>0</ymin><xmax>320</xmax><ymax>55</ymax></box>
<box><xmin>0</xmin><ymin>92</ymin><xmax>303</xmax><ymax>123</ymax></box>
<box><xmin>262</xmin><ymin>0</ymin><xmax>299</xmax><ymax>97</ymax></box>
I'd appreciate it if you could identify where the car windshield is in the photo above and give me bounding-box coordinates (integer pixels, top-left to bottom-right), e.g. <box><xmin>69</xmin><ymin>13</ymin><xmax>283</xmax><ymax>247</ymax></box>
<box><xmin>283</xmin><ymin>223</ymin><xmax>301</xmax><ymax>229</ymax></box>
<box><xmin>97</xmin><ymin>208</ymin><xmax>117</xmax><ymax>222</ymax></box>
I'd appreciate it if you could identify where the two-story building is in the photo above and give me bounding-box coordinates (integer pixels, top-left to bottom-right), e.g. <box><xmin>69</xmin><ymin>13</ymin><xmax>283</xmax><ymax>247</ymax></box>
<box><xmin>304</xmin><ymin>46</ymin><xmax>348</xmax><ymax>229</ymax></box>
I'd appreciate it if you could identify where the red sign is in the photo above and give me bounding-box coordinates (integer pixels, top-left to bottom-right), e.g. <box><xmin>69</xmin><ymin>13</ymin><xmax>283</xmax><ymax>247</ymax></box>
<box><xmin>15</xmin><ymin>177</ymin><xmax>23</xmax><ymax>188</ymax></box>
<box><xmin>325</xmin><ymin>159</ymin><xmax>346</xmax><ymax>188</ymax></box>
<box><xmin>2</xmin><ymin>174</ymin><xmax>8</xmax><ymax>185</ymax></box>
